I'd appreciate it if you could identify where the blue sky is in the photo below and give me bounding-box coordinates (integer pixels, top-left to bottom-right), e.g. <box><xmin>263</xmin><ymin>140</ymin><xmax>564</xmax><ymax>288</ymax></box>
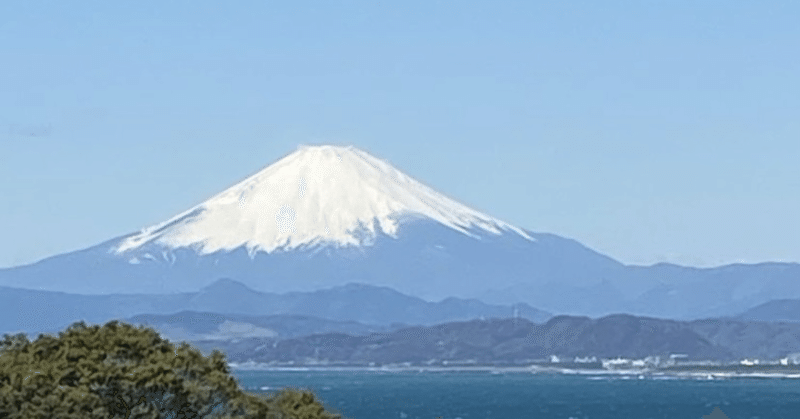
<box><xmin>1</xmin><ymin>1</ymin><xmax>799</xmax><ymax>268</ymax></box>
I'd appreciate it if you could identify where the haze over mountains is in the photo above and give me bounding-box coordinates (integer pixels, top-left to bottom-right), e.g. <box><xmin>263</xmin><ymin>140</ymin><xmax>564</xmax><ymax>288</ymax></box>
<box><xmin>6</xmin><ymin>275</ymin><xmax>798</xmax><ymax>364</ymax></box>
<box><xmin>735</xmin><ymin>299</ymin><xmax>800</xmax><ymax>323</ymax></box>
<box><xmin>2</xmin><ymin>145</ymin><xmax>799</xmax><ymax>321</ymax></box>
<box><xmin>187</xmin><ymin>314</ymin><xmax>800</xmax><ymax>366</ymax></box>
<box><xmin>1</xmin><ymin>279</ymin><xmax>551</xmax><ymax>337</ymax></box>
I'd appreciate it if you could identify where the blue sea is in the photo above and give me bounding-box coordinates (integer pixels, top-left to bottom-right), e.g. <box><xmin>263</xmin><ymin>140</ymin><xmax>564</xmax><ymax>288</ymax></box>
<box><xmin>232</xmin><ymin>369</ymin><xmax>800</xmax><ymax>419</ymax></box>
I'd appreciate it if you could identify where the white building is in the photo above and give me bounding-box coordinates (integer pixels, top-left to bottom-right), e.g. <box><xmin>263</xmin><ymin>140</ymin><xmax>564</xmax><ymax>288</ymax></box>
<box><xmin>602</xmin><ymin>358</ymin><xmax>633</xmax><ymax>369</ymax></box>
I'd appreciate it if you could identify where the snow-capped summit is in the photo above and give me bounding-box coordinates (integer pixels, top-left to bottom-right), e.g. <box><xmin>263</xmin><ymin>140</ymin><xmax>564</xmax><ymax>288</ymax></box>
<box><xmin>2</xmin><ymin>144</ymin><xmax>799</xmax><ymax>321</ymax></box>
<box><xmin>114</xmin><ymin>145</ymin><xmax>533</xmax><ymax>256</ymax></box>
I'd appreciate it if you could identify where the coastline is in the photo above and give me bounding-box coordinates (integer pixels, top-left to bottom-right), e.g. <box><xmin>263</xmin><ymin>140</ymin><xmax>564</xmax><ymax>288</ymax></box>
<box><xmin>227</xmin><ymin>362</ymin><xmax>800</xmax><ymax>379</ymax></box>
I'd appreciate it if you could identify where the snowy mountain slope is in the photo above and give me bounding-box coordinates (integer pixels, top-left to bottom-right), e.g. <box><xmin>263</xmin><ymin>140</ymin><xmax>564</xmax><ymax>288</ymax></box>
<box><xmin>2</xmin><ymin>145</ymin><xmax>800</xmax><ymax>320</ymax></box>
<box><xmin>114</xmin><ymin>145</ymin><xmax>532</xmax><ymax>256</ymax></box>
<box><xmin>0</xmin><ymin>145</ymin><xmax>623</xmax><ymax>302</ymax></box>
<box><xmin>0</xmin><ymin>217</ymin><xmax>625</xmax><ymax>308</ymax></box>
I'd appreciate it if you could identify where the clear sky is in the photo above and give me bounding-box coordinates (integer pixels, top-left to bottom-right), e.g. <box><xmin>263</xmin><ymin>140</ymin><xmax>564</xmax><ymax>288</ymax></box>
<box><xmin>2</xmin><ymin>1</ymin><xmax>799</xmax><ymax>268</ymax></box>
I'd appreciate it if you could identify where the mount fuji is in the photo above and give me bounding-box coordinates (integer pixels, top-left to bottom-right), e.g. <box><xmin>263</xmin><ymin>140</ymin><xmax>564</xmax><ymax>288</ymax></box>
<box><xmin>2</xmin><ymin>145</ymin><xmax>800</xmax><ymax>320</ymax></box>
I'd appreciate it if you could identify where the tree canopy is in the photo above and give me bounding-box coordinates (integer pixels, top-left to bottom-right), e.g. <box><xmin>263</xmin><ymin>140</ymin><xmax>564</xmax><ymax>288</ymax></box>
<box><xmin>0</xmin><ymin>320</ymin><xmax>343</xmax><ymax>418</ymax></box>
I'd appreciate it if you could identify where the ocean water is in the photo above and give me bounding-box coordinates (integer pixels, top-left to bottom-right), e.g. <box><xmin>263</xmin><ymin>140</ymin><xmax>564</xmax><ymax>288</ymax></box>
<box><xmin>232</xmin><ymin>369</ymin><xmax>800</xmax><ymax>419</ymax></box>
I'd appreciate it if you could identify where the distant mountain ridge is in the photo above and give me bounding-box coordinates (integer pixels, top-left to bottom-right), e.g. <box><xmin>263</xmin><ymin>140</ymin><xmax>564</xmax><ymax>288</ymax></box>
<box><xmin>123</xmin><ymin>310</ymin><xmax>408</xmax><ymax>343</ymax></box>
<box><xmin>8</xmin><ymin>279</ymin><xmax>800</xmax><ymax>365</ymax></box>
<box><xmin>0</xmin><ymin>278</ymin><xmax>551</xmax><ymax>337</ymax></box>
<box><xmin>188</xmin><ymin>314</ymin><xmax>800</xmax><ymax>365</ymax></box>
<box><xmin>735</xmin><ymin>299</ymin><xmax>800</xmax><ymax>323</ymax></box>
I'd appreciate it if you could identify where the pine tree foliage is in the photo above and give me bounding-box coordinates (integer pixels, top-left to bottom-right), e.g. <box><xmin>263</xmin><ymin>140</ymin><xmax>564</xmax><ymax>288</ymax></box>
<box><xmin>0</xmin><ymin>321</ymin><xmax>344</xmax><ymax>419</ymax></box>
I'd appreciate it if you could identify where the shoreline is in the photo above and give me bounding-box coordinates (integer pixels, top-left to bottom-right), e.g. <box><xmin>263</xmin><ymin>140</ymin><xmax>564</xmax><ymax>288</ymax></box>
<box><xmin>227</xmin><ymin>363</ymin><xmax>800</xmax><ymax>379</ymax></box>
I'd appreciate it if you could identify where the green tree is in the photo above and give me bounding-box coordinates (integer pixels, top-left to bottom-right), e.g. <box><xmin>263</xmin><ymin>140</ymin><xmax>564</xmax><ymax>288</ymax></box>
<box><xmin>0</xmin><ymin>320</ymin><xmax>344</xmax><ymax>419</ymax></box>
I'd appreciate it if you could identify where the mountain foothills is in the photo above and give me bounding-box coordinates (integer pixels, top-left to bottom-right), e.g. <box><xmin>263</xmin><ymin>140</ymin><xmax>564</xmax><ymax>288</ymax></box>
<box><xmin>5</xmin><ymin>274</ymin><xmax>798</xmax><ymax>366</ymax></box>
<box><xmin>0</xmin><ymin>279</ymin><xmax>550</xmax><ymax>337</ymax></box>
<box><xmin>735</xmin><ymin>299</ymin><xmax>800</xmax><ymax>323</ymax></box>
<box><xmin>2</xmin><ymin>145</ymin><xmax>800</xmax><ymax>320</ymax></box>
<box><xmin>5</xmin><ymin>276</ymin><xmax>800</xmax><ymax>364</ymax></box>
<box><xmin>188</xmin><ymin>315</ymin><xmax>800</xmax><ymax>366</ymax></box>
